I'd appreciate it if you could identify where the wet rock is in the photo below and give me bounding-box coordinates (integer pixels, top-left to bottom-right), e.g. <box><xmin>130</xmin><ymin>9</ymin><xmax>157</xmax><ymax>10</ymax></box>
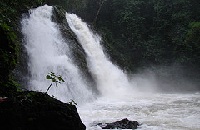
<box><xmin>0</xmin><ymin>91</ymin><xmax>86</xmax><ymax>130</ymax></box>
<box><xmin>98</xmin><ymin>118</ymin><xmax>139</xmax><ymax>129</ymax></box>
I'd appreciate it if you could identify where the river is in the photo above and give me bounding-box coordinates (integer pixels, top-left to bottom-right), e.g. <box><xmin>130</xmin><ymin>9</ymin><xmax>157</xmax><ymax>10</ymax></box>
<box><xmin>78</xmin><ymin>93</ymin><xmax>200</xmax><ymax>130</ymax></box>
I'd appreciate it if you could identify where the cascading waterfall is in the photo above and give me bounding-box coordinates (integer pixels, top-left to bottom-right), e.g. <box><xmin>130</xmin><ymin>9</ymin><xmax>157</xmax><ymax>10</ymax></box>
<box><xmin>21</xmin><ymin>5</ymin><xmax>94</xmax><ymax>103</ymax></box>
<box><xmin>66</xmin><ymin>13</ymin><xmax>133</xmax><ymax>97</ymax></box>
<box><xmin>19</xmin><ymin>5</ymin><xmax>200</xmax><ymax>130</ymax></box>
<box><xmin>65</xmin><ymin>13</ymin><xmax>200</xmax><ymax>130</ymax></box>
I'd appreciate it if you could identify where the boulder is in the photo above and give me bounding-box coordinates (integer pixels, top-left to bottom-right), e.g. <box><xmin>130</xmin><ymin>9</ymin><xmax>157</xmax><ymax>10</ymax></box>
<box><xmin>0</xmin><ymin>91</ymin><xmax>86</xmax><ymax>130</ymax></box>
<box><xmin>98</xmin><ymin>118</ymin><xmax>139</xmax><ymax>129</ymax></box>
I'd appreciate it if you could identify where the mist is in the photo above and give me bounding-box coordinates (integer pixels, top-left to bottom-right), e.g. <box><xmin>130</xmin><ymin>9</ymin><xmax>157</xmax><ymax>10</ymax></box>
<box><xmin>130</xmin><ymin>64</ymin><xmax>200</xmax><ymax>93</ymax></box>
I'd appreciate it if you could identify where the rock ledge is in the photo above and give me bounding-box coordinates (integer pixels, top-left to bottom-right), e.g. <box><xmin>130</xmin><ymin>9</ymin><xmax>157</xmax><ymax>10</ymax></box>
<box><xmin>0</xmin><ymin>91</ymin><xmax>86</xmax><ymax>130</ymax></box>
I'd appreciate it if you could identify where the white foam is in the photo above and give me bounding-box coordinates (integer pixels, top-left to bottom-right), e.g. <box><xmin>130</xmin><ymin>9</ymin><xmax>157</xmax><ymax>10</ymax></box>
<box><xmin>66</xmin><ymin>13</ymin><xmax>134</xmax><ymax>97</ymax></box>
<box><xmin>21</xmin><ymin>5</ymin><xmax>94</xmax><ymax>103</ymax></box>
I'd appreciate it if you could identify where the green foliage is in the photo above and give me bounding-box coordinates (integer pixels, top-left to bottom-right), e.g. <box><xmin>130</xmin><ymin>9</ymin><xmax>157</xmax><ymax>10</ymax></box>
<box><xmin>0</xmin><ymin>22</ymin><xmax>19</xmax><ymax>96</ymax></box>
<box><xmin>0</xmin><ymin>0</ymin><xmax>45</xmax><ymax>25</ymax></box>
<box><xmin>184</xmin><ymin>22</ymin><xmax>200</xmax><ymax>64</ymax></box>
<box><xmin>75</xmin><ymin>0</ymin><xmax>200</xmax><ymax>71</ymax></box>
<box><xmin>46</xmin><ymin>72</ymin><xmax>65</xmax><ymax>92</ymax></box>
<box><xmin>0</xmin><ymin>0</ymin><xmax>46</xmax><ymax>97</ymax></box>
<box><xmin>1</xmin><ymin>0</ymin><xmax>200</xmax><ymax>97</ymax></box>
<box><xmin>46</xmin><ymin>0</ymin><xmax>87</xmax><ymax>13</ymax></box>
<box><xmin>187</xmin><ymin>22</ymin><xmax>200</xmax><ymax>39</ymax></box>
<box><xmin>45</xmin><ymin>72</ymin><xmax>77</xmax><ymax>105</ymax></box>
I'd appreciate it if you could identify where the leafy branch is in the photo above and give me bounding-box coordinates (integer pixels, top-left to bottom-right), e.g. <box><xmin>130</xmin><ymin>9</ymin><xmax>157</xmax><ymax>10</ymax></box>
<box><xmin>46</xmin><ymin>72</ymin><xmax>65</xmax><ymax>92</ymax></box>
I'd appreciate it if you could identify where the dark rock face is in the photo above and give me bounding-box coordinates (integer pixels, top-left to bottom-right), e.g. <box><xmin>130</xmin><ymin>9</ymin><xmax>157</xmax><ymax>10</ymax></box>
<box><xmin>98</xmin><ymin>118</ymin><xmax>139</xmax><ymax>129</ymax></box>
<box><xmin>0</xmin><ymin>91</ymin><xmax>86</xmax><ymax>130</ymax></box>
<box><xmin>52</xmin><ymin>6</ymin><xmax>97</xmax><ymax>93</ymax></box>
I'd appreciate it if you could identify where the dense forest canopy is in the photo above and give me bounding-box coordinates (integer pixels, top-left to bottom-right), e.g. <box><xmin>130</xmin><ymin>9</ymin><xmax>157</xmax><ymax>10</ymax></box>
<box><xmin>1</xmin><ymin>0</ymin><xmax>199</xmax><ymax>72</ymax></box>
<box><xmin>47</xmin><ymin>0</ymin><xmax>199</xmax><ymax>72</ymax></box>
<box><xmin>1</xmin><ymin>0</ymin><xmax>200</xmax><ymax>95</ymax></box>
<box><xmin>78</xmin><ymin>0</ymin><xmax>200</xmax><ymax>72</ymax></box>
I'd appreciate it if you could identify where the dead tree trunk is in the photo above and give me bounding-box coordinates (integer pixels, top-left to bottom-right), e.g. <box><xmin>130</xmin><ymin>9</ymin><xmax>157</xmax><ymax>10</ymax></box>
<box><xmin>93</xmin><ymin>0</ymin><xmax>106</xmax><ymax>25</ymax></box>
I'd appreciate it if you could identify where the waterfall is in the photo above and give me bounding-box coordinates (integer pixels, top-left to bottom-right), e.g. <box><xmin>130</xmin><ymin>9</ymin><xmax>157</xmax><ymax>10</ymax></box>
<box><xmin>18</xmin><ymin>5</ymin><xmax>200</xmax><ymax>130</ymax></box>
<box><xmin>66</xmin><ymin>13</ymin><xmax>133</xmax><ymax>97</ymax></box>
<box><xmin>21</xmin><ymin>5</ymin><xmax>94</xmax><ymax>103</ymax></box>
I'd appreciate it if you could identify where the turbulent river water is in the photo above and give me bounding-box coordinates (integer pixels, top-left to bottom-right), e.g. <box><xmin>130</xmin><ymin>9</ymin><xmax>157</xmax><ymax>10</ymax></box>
<box><xmin>21</xmin><ymin>5</ymin><xmax>200</xmax><ymax>130</ymax></box>
<box><xmin>78</xmin><ymin>93</ymin><xmax>200</xmax><ymax>130</ymax></box>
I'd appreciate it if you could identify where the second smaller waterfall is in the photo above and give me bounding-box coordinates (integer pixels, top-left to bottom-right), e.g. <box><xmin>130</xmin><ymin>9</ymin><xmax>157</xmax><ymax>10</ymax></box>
<box><xmin>66</xmin><ymin>13</ymin><xmax>133</xmax><ymax>97</ymax></box>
